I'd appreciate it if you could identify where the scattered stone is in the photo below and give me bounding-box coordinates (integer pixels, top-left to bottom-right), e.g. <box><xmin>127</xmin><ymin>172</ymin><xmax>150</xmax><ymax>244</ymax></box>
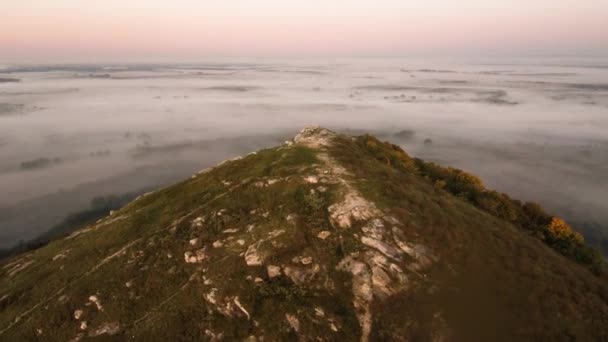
<box><xmin>204</xmin><ymin>288</ymin><xmax>218</xmax><ymax>305</ymax></box>
<box><xmin>7</xmin><ymin>260</ymin><xmax>34</xmax><ymax>277</ymax></box>
<box><xmin>184</xmin><ymin>249</ymin><xmax>206</xmax><ymax>263</ymax></box>
<box><xmin>304</xmin><ymin>176</ymin><xmax>318</xmax><ymax>184</ymax></box>
<box><xmin>74</xmin><ymin>309</ymin><xmax>84</xmax><ymax>320</ymax></box>
<box><xmin>236</xmin><ymin>239</ymin><xmax>246</xmax><ymax>246</ymax></box>
<box><xmin>283</xmin><ymin>264</ymin><xmax>321</xmax><ymax>285</ymax></box>
<box><xmin>392</xmin><ymin>227</ymin><xmax>437</xmax><ymax>270</ymax></box>
<box><xmin>204</xmin><ymin>329</ymin><xmax>224</xmax><ymax>341</ymax></box>
<box><xmin>223</xmin><ymin>228</ymin><xmax>239</xmax><ymax>234</ymax></box>
<box><xmin>192</xmin><ymin>217</ymin><xmax>204</xmax><ymax>228</ymax></box>
<box><xmin>268</xmin><ymin>229</ymin><xmax>285</xmax><ymax>238</ymax></box>
<box><xmin>68</xmin><ymin>333</ymin><xmax>84</xmax><ymax>342</ymax></box>
<box><xmin>254</xmin><ymin>181</ymin><xmax>265</xmax><ymax>188</ymax></box>
<box><xmin>254</xmin><ymin>277</ymin><xmax>264</xmax><ymax>283</ymax></box>
<box><xmin>189</xmin><ymin>238</ymin><xmax>199</xmax><ymax>246</ymax></box>
<box><xmin>300</xmin><ymin>256</ymin><xmax>313</xmax><ymax>265</ymax></box>
<box><xmin>317</xmin><ymin>231</ymin><xmax>331</xmax><ymax>240</ymax></box>
<box><xmin>52</xmin><ymin>249</ymin><xmax>71</xmax><ymax>261</ymax></box>
<box><xmin>245</xmin><ymin>242</ymin><xmax>264</xmax><ymax>266</ymax></box>
<box><xmin>285</xmin><ymin>314</ymin><xmax>300</xmax><ymax>333</ymax></box>
<box><xmin>385</xmin><ymin>216</ymin><xmax>401</xmax><ymax>225</ymax></box>
<box><xmin>234</xmin><ymin>296</ymin><xmax>251</xmax><ymax>319</ymax></box>
<box><xmin>212</xmin><ymin>240</ymin><xmax>223</xmax><ymax>248</ymax></box>
<box><xmin>80</xmin><ymin>321</ymin><xmax>87</xmax><ymax>330</ymax></box>
<box><xmin>267</xmin><ymin>265</ymin><xmax>282</xmax><ymax>278</ymax></box>
<box><xmin>89</xmin><ymin>322</ymin><xmax>120</xmax><ymax>337</ymax></box>
<box><xmin>125</xmin><ymin>280</ymin><xmax>134</xmax><ymax>288</ymax></box>
<box><xmin>314</xmin><ymin>307</ymin><xmax>325</xmax><ymax>317</ymax></box>
<box><xmin>88</xmin><ymin>295</ymin><xmax>103</xmax><ymax>311</ymax></box>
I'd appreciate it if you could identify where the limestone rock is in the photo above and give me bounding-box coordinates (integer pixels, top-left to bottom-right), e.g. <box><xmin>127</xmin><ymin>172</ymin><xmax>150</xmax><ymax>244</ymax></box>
<box><xmin>267</xmin><ymin>265</ymin><xmax>282</xmax><ymax>278</ymax></box>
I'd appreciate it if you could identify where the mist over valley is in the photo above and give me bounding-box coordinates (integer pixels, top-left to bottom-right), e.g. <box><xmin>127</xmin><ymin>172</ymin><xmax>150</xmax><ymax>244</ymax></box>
<box><xmin>1</xmin><ymin>58</ymin><xmax>607</xmax><ymax>253</ymax></box>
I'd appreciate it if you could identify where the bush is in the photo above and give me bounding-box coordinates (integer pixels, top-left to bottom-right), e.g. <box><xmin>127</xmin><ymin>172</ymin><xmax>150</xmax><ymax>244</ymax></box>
<box><xmin>546</xmin><ymin>217</ymin><xmax>584</xmax><ymax>244</ymax></box>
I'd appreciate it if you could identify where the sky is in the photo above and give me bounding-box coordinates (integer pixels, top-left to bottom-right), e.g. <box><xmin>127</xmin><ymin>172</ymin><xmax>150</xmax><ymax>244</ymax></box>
<box><xmin>1</xmin><ymin>0</ymin><xmax>608</xmax><ymax>63</ymax></box>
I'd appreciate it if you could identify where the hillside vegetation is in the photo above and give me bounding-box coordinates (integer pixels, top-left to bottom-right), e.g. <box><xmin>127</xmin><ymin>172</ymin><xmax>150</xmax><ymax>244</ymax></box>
<box><xmin>349</xmin><ymin>134</ymin><xmax>605</xmax><ymax>274</ymax></box>
<box><xmin>1</xmin><ymin>127</ymin><xmax>606</xmax><ymax>341</ymax></box>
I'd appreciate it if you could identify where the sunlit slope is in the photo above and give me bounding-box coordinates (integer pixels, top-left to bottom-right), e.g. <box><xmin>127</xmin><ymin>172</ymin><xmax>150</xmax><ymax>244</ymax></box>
<box><xmin>1</xmin><ymin>127</ymin><xmax>607</xmax><ymax>341</ymax></box>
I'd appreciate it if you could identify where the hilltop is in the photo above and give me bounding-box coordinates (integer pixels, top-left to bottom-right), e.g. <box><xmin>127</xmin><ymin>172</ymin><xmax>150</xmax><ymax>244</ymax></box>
<box><xmin>1</xmin><ymin>127</ymin><xmax>607</xmax><ymax>341</ymax></box>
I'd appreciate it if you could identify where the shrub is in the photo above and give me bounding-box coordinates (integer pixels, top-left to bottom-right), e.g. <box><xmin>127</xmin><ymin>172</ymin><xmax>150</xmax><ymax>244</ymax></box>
<box><xmin>546</xmin><ymin>217</ymin><xmax>584</xmax><ymax>244</ymax></box>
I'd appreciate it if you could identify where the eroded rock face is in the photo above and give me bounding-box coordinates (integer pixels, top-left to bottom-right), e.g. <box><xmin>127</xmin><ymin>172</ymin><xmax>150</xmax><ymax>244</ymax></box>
<box><xmin>294</xmin><ymin>128</ymin><xmax>440</xmax><ymax>341</ymax></box>
<box><xmin>335</xmin><ymin>216</ymin><xmax>438</xmax><ymax>342</ymax></box>
<box><xmin>337</xmin><ymin>257</ymin><xmax>373</xmax><ymax>342</ymax></box>
<box><xmin>329</xmin><ymin>191</ymin><xmax>382</xmax><ymax>229</ymax></box>
<box><xmin>293</xmin><ymin>126</ymin><xmax>337</xmax><ymax>149</ymax></box>
<box><xmin>284</xmin><ymin>264</ymin><xmax>320</xmax><ymax>285</ymax></box>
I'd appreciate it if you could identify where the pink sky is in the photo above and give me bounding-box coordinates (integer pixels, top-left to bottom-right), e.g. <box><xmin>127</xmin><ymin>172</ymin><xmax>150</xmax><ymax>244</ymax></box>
<box><xmin>2</xmin><ymin>0</ymin><xmax>608</xmax><ymax>62</ymax></box>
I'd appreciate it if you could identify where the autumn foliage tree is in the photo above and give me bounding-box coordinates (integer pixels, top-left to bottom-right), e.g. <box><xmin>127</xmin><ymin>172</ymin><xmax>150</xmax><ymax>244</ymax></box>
<box><xmin>546</xmin><ymin>217</ymin><xmax>584</xmax><ymax>244</ymax></box>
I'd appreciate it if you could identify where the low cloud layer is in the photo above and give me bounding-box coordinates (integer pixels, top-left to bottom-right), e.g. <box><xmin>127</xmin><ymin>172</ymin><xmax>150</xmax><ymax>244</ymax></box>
<box><xmin>0</xmin><ymin>58</ymin><xmax>607</xmax><ymax>250</ymax></box>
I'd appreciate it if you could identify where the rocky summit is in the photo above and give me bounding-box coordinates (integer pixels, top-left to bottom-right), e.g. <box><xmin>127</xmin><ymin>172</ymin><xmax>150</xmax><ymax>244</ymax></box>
<box><xmin>1</xmin><ymin>127</ymin><xmax>607</xmax><ymax>341</ymax></box>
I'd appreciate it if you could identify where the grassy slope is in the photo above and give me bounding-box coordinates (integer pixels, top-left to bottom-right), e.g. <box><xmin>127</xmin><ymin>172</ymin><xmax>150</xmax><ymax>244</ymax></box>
<box><xmin>0</xmin><ymin>145</ymin><xmax>355</xmax><ymax>341</ymax></box>
<box><xmin>329</xmin><ymin>135</ymin><xmax>608</xmax><ymax>340</ymax></box>
<box><xmin>0</xmin><ymin>132</ymin><xmax>607</xmax><ymax>341</ymax></box>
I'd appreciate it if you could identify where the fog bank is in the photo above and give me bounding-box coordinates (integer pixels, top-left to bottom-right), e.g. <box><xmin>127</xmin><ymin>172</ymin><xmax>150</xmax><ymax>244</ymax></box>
<box><xmin>1</xmin><ymin>58</ymin><xmax>607</xmax><ymax>252</ymax></box>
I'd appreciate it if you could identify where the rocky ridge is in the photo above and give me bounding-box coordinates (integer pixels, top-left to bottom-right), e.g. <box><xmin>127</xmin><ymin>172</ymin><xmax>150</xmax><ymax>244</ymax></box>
<box><xmin>1</xmin><ymin>127</ymin><xmax>607</xmax><ymax>341</ymax></box>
